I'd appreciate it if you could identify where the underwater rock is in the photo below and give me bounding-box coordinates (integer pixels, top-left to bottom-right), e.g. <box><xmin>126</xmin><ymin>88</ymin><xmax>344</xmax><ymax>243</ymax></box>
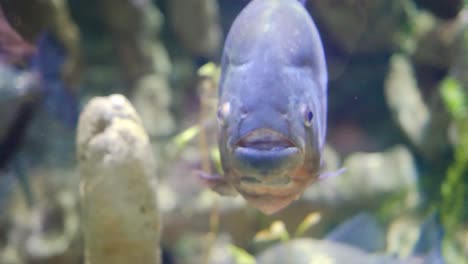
<box><xmin>450</xmin><ymin>10</ymin><xmax>468</xmax><ymax>87</ymax></box>
<box><xmin>385</xmin><ymin>54</ymin><xmax>451</xmax><ymax>160</ymax></box>
<box><xmin>77</xmin><ymin>94</ymin><xmax>161</xmax><ymax>264</ymax></box>
<box><xmin>321</xmin><ymin>145</ymin><xmax>340</xmax><ymax>172</ymax></box>
<box><xmin>387</xmin><ymin>215</ymin><xmax>428</xmax><ymax>258</ymax></box>
<box><xmin>256</xmin><ymin>238</ymin><xmax>411</xmax><ymax>264</ymax></box>
<box><xmin>0</xmin><ymin>246</ymin><xmax>21</xmax><ymax>264</ymax></box>
<box><xmin>384</xmin><ymin>55</ymin><xmax>430</xmax><ymax>147</ymax></box>
<box><xmin>148</xmin><ymin>43</ymin><xmax>172</xmax><ymax>78</ymax></box>
<box><xmin>1</xmin><ymin>168</ymin><xmax>82</xmax><ymax>264</ymax></box>
<box><xmin>172</xmin><ymin>232</ymin><xmax>235</xmax><ymax>264</ymax></box>
<box><xmin>160</xmin><ymin>186</ymin><xmax>256</xmax><ymax>251</ymax></box>
<box><xmin>100</xmin><ymin>0</ymin><xmax>163</xmax><ymax>36</ymax></box>
<box><xmin>307</xmin><ymin>0</ymin><xmax>405</xmax><ymax>55</ymax></box>
<box><xmin>131</xmin><ymin>74</ymin><xmax>175</xmax><ymax>137</ymax></box>
<box><xmin>19</xmin><ymin>108</ymin><xmax>78</xmax><ymax>172</ymax></box>
<box><xmin>0</xmin><ymin>207</ymin><xmax>19</xmax><ymax>264</ymax></box>
<box><xmin>410</xmin><ymin>9</ymin><xmax>468</xmax><ymax>141</ymax></box>
<box><xmin>413</xmin><ymin>18</ymin><xmax>459</xmax><ymax>74</ymax></box>
<box><xmin>100</xmin><ymin>0</ymin><xmax>167</xmax><ymax>91</ymax></box>
<box><xmin>303</xmin><ymin>145</ymin><xmax>419</xmax><ymax>209</ymax></box>
<box><xmin>409</xmin><ymin>9</ymin><xmax>468</xmax><ymax>98</ymax></box>
<box><xmin>169</xmin><ymin>0</ymin><xmax>222</xmax><ymax>58</ymax></box>
<box><xmin>386</xmin><ymin>213</ymin><xmax>445</xmax><ymax>262</ymax></box>
<box><xmin>413</xmin><ymin>0</ymin><xmax>464</xmax><ymax>20</ymax></box>
<box><xmin>339</xmin><ymin>145</ymin><xmax>418</xmax><ymax>202</ymax></box>
<box><xmin>99</xmin><ymin>0</ymin><xmax>176</xmax><ymax>139</ymax></box>
<box><xmin>131</xmin><ymin>44</ymin><xmax>174</xmax><ymax>138</ymax></box>
<box><xmin>455</xmin><ymin>225</ymin><xmax>468</xmax><ymax>261</ymax></box>
<box><xmin>0</xmin><ymin>0</ymin><xmax>82</xmax><ymax>87</ymax></box>
<box><xmin>23</xmin><ymin>191</ymin><xmax>81</xmax><ymax>264</ymax></box>
<box><xmin>325</xmin><ymin>212</ymin><xmax>386</xmax><ymax>252</ymax></box>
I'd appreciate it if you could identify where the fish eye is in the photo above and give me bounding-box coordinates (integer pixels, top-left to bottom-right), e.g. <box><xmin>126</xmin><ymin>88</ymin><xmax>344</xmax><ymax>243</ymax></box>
<box><xmin>217</xmin><ymin>102</ymin><xmax>230</xmax><ymax>126</ymax></box>
<box><xmin>303</xmin><ymin>107</ymin><xmax>313</xmax><ymax>127</ymax></box>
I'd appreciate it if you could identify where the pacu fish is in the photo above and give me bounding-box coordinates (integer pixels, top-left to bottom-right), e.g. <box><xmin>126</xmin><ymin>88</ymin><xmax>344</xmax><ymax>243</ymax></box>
<box><xmin>199</xmin><ymin>0</ymin><xmax>330</xmax><ymax>214</ymax></box>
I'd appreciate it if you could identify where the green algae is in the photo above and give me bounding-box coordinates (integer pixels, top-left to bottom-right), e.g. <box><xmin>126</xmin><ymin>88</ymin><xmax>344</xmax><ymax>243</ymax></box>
<box><xmin>440</xmin><ymin>77</ymin><xmax>468</xmax><ymax>263</ymax></box>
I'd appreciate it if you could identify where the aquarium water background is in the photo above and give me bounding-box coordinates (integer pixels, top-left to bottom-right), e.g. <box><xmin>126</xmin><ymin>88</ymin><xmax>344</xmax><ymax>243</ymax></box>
<box><xmin>0</xmin><ymin>0</ymin><xmax>467</xmax><ymax>263</ymax></box>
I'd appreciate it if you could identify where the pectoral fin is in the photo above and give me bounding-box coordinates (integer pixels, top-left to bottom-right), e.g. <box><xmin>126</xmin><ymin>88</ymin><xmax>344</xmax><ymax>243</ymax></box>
<box><xmin>319</xmin><ymin>167</ymin><xmax>347</xmax><ymax>181</ymax></box>
<box><xmin>195</xmin><ymin>170</ymin><xmax>238</xmax><ymax>196</ymax></box>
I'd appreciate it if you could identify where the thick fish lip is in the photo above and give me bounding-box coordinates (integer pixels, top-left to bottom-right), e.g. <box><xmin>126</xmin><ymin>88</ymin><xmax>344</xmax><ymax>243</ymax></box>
<box><xmin>237</xmin><ymin>128</ymin><xmax>295</xmax><ymax>151</ymax></box>
<box><xmin>234</xmin><ymin>146</ymin><xmax>300</xmax><ymax>167</ymax></box>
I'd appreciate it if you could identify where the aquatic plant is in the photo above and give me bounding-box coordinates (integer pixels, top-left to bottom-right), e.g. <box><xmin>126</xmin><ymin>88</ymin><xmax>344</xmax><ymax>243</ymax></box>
<box><xmin>439</xmin><ymin>77</ymin><xmax>468</xmax><ymax>262</ymax></box>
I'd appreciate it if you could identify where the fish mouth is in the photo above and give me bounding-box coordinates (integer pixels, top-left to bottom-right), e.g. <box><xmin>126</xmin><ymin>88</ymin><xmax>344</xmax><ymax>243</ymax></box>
<box><xmin>232</xmin><ymin>128</ymin><xmax>303</xmax><ymax>182</ymax></box>
<box><xmin>237</xmin><ymin>128</ymin><xmax>295</xmax><ymax>151</ymax></box>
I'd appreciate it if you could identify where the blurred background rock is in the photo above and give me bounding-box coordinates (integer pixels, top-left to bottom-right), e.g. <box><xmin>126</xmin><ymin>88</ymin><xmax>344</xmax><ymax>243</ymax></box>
<box><xmin>0</xmin><ymin>0</ymin><xmax>466</xmax><ymax>263</ymax></box>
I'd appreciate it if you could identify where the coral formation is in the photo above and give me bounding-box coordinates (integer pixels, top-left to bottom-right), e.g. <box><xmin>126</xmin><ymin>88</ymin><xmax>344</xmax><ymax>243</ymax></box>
<box><xmin>77</xmin><ymin>94</ymin><xmax>160</xmax><ymax>264</ymax></box>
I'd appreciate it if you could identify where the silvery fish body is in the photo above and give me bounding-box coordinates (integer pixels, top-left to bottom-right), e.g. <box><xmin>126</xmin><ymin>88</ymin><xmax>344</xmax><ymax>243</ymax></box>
<box><xmin>200</xmin><ymin>0</ymin><xmax>328</xmax><ymax>214</ymax></box>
